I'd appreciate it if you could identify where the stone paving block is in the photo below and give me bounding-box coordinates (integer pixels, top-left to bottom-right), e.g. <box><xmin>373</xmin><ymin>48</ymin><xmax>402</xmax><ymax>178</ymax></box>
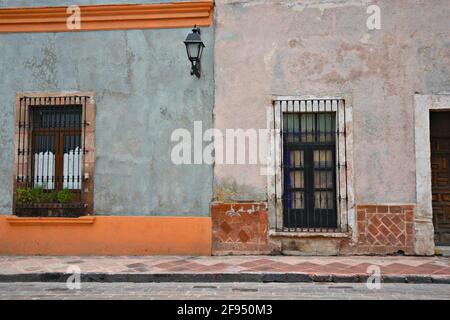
<box><xmin>0</xmin><ymin>255</ymin><xmax>449</xmax><ymax>284</ymax></box>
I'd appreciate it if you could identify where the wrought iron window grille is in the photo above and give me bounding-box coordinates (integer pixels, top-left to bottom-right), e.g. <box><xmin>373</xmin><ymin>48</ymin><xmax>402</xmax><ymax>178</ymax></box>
<box><xmin>273</xmin><ymin>98</ymin><xmax>350</xmax><ymax>233</ymax></box>
<box><xmin>14</xmin><ymin>96</ymin><xmax>90</xmax><ymax>217</ymax></box>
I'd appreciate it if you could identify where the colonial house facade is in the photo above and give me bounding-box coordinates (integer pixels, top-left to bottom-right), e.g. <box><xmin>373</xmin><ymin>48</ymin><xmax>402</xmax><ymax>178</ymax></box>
<box><xmin>0</xmin><ymin>0</ymin><xmax>449</xmax><ymax>256</ymax></box>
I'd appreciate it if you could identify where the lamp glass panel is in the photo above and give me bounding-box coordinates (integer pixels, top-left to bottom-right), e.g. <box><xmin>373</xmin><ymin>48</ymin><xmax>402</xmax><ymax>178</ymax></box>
<box><xmin>197</xmin><ymin>44</ymin><xmax>204</xmax><ymax>60</ymax></box>
<box><xmin>186</xmin><ymin>42</ymin><xmax>201</xmax><ymax>60</ymax></box>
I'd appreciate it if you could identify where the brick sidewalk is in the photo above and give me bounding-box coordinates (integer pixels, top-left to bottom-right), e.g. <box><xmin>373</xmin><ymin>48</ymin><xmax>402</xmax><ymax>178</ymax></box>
<box><xmin>0</xmin><ymin>256</ymin><xmax>449</xmax><ymax>283</ymax></box>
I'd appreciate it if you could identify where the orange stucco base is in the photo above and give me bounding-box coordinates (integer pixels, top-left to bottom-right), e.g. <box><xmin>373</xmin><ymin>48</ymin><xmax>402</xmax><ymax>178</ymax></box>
<box><xmin>0</xmin><ymin>215</ymin><xmax>212</xmax><ymax>256</ymax></box>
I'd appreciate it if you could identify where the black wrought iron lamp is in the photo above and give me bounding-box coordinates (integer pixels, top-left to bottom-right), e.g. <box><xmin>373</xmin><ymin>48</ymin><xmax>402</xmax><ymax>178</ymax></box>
<box><xmin>184</xmin><ymin>26</ymin><xmax>205</xmax><ymax>78</ymax></box>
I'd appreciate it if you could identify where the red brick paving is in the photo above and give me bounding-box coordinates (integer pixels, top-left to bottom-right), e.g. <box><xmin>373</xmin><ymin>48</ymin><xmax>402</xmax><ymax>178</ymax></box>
<box><xmin>0</xmin><ymin>256</ymin><xmax>448</xmax><ymax>279</ymax></box>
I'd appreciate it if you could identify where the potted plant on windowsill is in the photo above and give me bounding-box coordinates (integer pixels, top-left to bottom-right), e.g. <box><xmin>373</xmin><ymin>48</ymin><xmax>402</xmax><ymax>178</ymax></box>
<box><xmin>15</xmin><ymin>187</ymin><xmax>86</xmax><ymax>217</ymax></box>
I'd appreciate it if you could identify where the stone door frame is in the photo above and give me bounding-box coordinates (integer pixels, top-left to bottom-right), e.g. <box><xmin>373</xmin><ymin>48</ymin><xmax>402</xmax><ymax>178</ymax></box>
<box><xmin>414</xmin><ymin>94</ymin><xmax>450</xmax><ymax>255</ymax></box>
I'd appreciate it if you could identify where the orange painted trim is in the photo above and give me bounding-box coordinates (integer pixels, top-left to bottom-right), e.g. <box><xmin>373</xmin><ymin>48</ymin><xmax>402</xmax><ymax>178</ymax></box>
<box><xmin>0</xmin><ymin>1</ymin><xmax>214</xmax><ymax>33</ymax></box>
<box><xmin>0</xmin><ymin>215</ymin><xmax>212</xmax><ymax>256</ymax></box>
<box><xmin>6</xmin><ymin>216</ymin><xmax>96</xmax><ymax>226</ymax></box>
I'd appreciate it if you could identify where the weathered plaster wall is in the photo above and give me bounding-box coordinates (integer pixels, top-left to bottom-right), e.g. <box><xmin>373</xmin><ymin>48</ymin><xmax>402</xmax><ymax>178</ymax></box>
<box><xmin>0</xmin><ymin>16</ymin><xmax>214</xmax><ymax>215</ymax></box>
<box><xmin>214</xmin><ymin>0</ymin><xmax>450</xmax><ymax>203</ymax></box>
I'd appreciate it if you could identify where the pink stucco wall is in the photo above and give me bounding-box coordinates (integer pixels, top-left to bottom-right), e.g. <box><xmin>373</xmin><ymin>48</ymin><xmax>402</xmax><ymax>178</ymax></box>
<box><xmin>213</xmin><ymin>0</ymin><xmax>450</xmax><ymax>204</ymax></box>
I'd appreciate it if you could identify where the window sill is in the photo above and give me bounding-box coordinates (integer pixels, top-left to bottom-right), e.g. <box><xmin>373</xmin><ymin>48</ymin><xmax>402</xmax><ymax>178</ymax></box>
<box><xmin>269</xmin><ymin>230</ymin><xmax>351</xmax><ymax>239</ymax></box>
<box><xmin>6</xmin><ymin>216</ymin><xmax>96</xmax><ymax>226</ymax></box>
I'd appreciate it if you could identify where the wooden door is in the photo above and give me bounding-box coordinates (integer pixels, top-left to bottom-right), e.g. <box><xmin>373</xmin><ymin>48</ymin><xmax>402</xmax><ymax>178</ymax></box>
<box><xmin>430</xmin><ymin>112</ymin><xmax>450</xmax><ymax>246</ymax></box>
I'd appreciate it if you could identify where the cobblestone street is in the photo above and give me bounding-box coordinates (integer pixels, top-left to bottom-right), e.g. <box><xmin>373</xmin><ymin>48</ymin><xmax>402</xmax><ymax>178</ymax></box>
<box><xmin>0</xmin><ymin>282</ymin><xmax>449</xmax><ymax>300</ymax></box>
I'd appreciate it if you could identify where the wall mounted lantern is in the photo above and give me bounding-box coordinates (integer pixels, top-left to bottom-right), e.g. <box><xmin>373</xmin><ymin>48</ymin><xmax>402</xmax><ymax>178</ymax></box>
<box><xmin>184</xmin><ymin>26</ymin><xmax>205</xmax><ymax>78</ymax></box>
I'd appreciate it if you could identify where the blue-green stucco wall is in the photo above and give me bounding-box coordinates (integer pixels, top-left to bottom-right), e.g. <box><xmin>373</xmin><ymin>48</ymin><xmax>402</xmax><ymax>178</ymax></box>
<box><xmin>0</xmin><ymin>1</ymin><xmax>214</xmax><ymax>216</ymax></box>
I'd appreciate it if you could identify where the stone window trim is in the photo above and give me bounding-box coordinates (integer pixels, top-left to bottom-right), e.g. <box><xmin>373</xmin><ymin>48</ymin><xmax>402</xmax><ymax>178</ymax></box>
<box><xmin>267</xmin><ymin>94</ymin><xmax>355</xmax><ymax>238</ymax></box>
<box><xmin>13</xmin><ymin>91</ymin><xmax>96</xmax><ymax>216</ymax></box>
<box><xmin>414</xmin><ymin>93</ymin><xmax>450</xmax><ymax>255</ymax></box>
<box><xmin>269</xmin><ymin>230</ymin><xmax>351</xmax><ymax>238</ymax></box>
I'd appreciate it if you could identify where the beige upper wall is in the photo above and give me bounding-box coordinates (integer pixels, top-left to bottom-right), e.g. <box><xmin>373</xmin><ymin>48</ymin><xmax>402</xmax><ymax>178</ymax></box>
<box><xmin>213</xmin><ymin>0</ymin><xmax>450</xmax><ymax>203</ymax></box>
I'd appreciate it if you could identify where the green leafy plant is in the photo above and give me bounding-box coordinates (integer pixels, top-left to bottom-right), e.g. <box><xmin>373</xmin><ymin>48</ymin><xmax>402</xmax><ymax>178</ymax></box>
<box><xmin>16</xmin><ymin>187</ymin><xmax>33</xmax><ymax>204</ymax></box>
<box><xmin>30</xmin><ymin>187</ymin><xmax>47</xmax><ymax>203</ymax></box>
<box><xmin>42</xmin><ymin>190</ymin><xmax>57</xmax><ymax>203</ymax></box>
<box><xmin>56</xmin><ymin>188</ymin><xmax>73</xmax><ymax>203</ymax></box>
<box><xmin>16</xmin><ymin>187</ymin><xmax>73</xmax><ymax>204</ymax></box>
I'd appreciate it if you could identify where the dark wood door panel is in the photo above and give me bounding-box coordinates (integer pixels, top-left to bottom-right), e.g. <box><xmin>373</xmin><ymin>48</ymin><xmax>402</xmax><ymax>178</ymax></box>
<box><xmin>431</xmin><ymin>137</ymin><xmax>450</xmax><ymax>246</ymax></box>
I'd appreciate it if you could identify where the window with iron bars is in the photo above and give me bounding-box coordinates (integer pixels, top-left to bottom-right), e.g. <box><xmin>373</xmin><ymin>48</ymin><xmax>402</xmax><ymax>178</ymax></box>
<box><xmin>283</xmin><ymin>112</ymin><xmax>337</xmax><ymax>230</ymax></box>
<box><xmin>14</xmin><ymin>96</ymin><xmax>91</xmax><ymax>217</ymax></box>
<box><xmin>272</xmin><ymin>98</ymin><xmax>351</xmax><ymax>233</ymax></box>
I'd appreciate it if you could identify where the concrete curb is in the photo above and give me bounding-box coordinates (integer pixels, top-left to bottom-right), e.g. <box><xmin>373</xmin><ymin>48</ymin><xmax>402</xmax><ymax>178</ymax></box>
<box><xmin>0</xmin><ymin>273</ymin><xmax>449</xmax><ymax>284</ymax></box>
